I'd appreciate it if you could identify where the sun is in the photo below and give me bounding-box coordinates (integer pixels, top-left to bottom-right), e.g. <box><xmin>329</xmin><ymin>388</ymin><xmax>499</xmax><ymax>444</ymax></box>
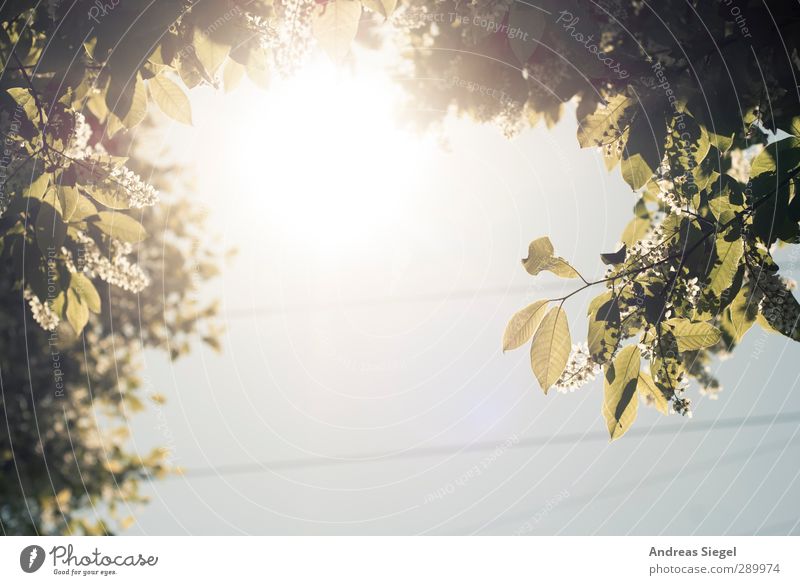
<box><xmin>194</xmin><ymin>53</ymin><xmax>428</xmax><ymax>252</ymax></box>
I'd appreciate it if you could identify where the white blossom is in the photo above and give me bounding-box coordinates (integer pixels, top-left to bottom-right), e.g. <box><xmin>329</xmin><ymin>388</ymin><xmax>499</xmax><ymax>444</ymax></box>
<box><xmin>74</xmin><ymin>232</ymin><xmax>150</xmax><ymax>293</ymax></box>
<box><xmin>109</xmin><ymin>167</ymin><xmax>159</xmax><ymax>209</ymax></box>
<box><xmin>24</xmin><ymin>288</ymin><xmax>59</xmax><ymax>331</ymax></box>
<box><xmin>555</xmin><ymin>342</ymin><xmax>601</xmax><ymax>392</ymax></box>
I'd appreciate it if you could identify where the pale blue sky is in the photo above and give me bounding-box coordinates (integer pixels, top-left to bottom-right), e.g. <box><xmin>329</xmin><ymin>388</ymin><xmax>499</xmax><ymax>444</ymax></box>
<box><xmin>120</xmin><ymin>54</ymin><xmax>800</xmax><ymax>535</ymax></box>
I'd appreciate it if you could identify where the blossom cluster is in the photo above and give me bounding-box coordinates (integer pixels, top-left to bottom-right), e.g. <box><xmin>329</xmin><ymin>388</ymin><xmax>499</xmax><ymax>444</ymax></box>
<box><xmin>24</xmin><ymin>288</ymin><xmax>60</xmax><ymax>331</ymax></box>
<box><xmin>555</xmin><ymin>342</ymin><xmax>602</xmax><ymax>392</ymax></box>
<box><xmin>108</xmin><ymin>166</ymin><xmax>159</xmax><ymax>209</ymax></box>
<box><xmin>73</xmin><ymin>232</ymin><xmax>150</xmax><ymax>293</ymax></box>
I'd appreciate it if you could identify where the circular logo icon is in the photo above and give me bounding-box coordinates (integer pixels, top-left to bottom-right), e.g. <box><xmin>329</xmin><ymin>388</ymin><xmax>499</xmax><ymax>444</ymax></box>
<box><xmin>20</xmin><ymin>545</ymin><xmax>46</xmax><ymax>573</ymax></box>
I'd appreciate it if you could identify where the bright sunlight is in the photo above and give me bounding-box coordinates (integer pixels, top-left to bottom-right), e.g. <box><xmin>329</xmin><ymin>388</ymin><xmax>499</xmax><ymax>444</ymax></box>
<box><xmin>189</xmin><ymin>54</ymin><xmax>429</xmax><ymax>250</ymax></box>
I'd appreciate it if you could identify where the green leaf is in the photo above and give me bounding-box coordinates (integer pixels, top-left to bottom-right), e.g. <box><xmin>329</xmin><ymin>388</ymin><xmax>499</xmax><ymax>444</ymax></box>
<box><xmin>66</xmin><ymin>287</ymin><xmax>89</xmax><ymax>335</ymax></box>
<box><xmin>503</xmin><ymin>300</ymin><xmax>548</xmax><ymax>351</ymax></box>
<box><xmin>312</xmin><ymin>0</ymin><xmax>362</xmax><ymax>62</ymax></box>
<box><xmin>148</xmin><ymin>74</ymin><xmax>193</xmax><ymax>125</ymax></box>
<box><xmin>507</xmin><ymin>2</ymin><xmax>546</xmax><ymax>65</ymax></box>
<box><xmin>664</xmin><ymin>318</ymin><xmax>721</xmax><ymax>351</ymax></box>
<box><xmin>577</xmin><ymin>94</ymin><xmax>634</xmax><ymax>149</ymax></box>
<box><xmin>92</xmin><ymin>211</ymin><xmax>147</xmax><ymax>243</ymax></box>
<box><xmin>708</xmin><ymin>232</ymin><xmax>743</xmax><ymax>295</ymax></box>
<box><xmin>530</xmin><ymin>306</ymin><xmax>571</xmax><ymax>393</ymax></box>
<box><xmin>603</xmin><ymin>345</ymin><xmax>641</xmax><ymax>440</ymax></box>
<box><xmin>588</xmin><ymin>296</ymin><xmax>621</xmax><ymax>364</ymax></box>
<box><xmin>360</xmin><ymin>0</ymin><xmax>397</xmax><ymax>18</ymax></box>
<box><xmin>69</xmin><ymin>272</ymin><xmax>101</xmax><ymax>313</ymax></box>
<box><xmin>637</xmin><ymin>370</ymin><xmax>668</xmax><ymax>415</ymax></box>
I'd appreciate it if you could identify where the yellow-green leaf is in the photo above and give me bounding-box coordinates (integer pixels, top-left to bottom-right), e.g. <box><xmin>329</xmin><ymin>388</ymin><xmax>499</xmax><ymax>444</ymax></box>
<box><xmin>148</xmin><ymin>74</ymin><xmax>193</xmax><ymax>125</ymax></box>
<box><xmin>7</xmin><ymin>87</ymin><xmax>41</xmax><ymax>124</ymax></box>
<box><xmin>708</xmin><ymin>234</ymin><xmax>743</xmax><ymax>295</ymax></box>
<box><xmin>312</xmin><ymin>0</ymin><xmax>362</xmax><ymax>62</ymax></box>
<box><xmin>67</xmin><ymin>192</ymin><xmax>98</xmax><ymax>222</ymax></box>
<box><xmin>522</xmin><ymin>237</ymin><xmax>555</xmax><ymax>275</ymax></box>
<box><xmin>530</xmin><ymin>306</ymin><xmax>571</xmax><ymax>393</ymax></box>
<box><xmin>725</xmin><ymin>285</ymin><xmax>757</xmax><ymax>342</ymax></box>
<box><xmin>603</xmin><ymin>345</ymin><xmax>641</xmax><ymax>440</ymax></box>
<box><xmin>193</xmin><ymin>30</ymin><xmax>230</xmax><ymax>77</ymax></box>
<box><xmin>66</xmin><ymin>288</ymin><xmax>89</xmax><ymax>335</ymax></box>
<box><xmin>70</xmin><ymin>272</ymin><xmax>101</xmax><ymax>313</ymax></box>
<box><xmin>57</xmin><ymin>186</ymin><xmax>80</xmax><ymax>222</ymax></box>
<box><xmin>503</xmin><ymin>300</ymin><xmax>548</xmax><ymax>351</ymax></box>
<box><xmin>93</xmin><ymin>211</ymin><xmax>147</xmax><ymax>243</ymax></box>
<box><xmin>522</xmin><ymin>237</ymin><xmax>580</xmax><ymax>278</ymax></box>
<box><xmin>665</xmin><ymin>318</ymin><xmax>721</xmax><ymax>351</ymax></box>
<box><xmin>24</xmin><ymin>172</ymin><xmax>50</xmax><ymax>200</ymax></box>
<box><xmin>588</xmin><ymin>296</ymin><xmax>620</xmax><ymax>364</ymax></box>
<box><xmin>637</xmin><ymin>371</ymin><xmax>668</xmax><ymax>415</ymax></box>
<box><xmin>621</xmin><ymin>198</ymin><xmax>653</xmax><ymax>246</ymax></box>
<box><xmin>546</xmin><ymin>257</ymin><xmax>580</xmax><ymax>279</ymax></box>
<box><xmin>620</xmin><ymin>152</ymin><xmax>653</xmax><ymax>191</ymax></box>
<box><xmin>577</xmin><ymin>94</ymin><xmax>634</xmax><ymax>149</ymax></box>
<box><xmin>587</xmin><ymin>290</ymin><xmax>613</xmax><ymax>316</ymax></box>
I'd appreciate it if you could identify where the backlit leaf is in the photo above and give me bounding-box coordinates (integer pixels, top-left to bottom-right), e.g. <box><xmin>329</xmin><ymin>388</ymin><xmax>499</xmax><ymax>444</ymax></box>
<box><xmin>577</xmin><ymin>94</ymin><xmax>634</xmax><ymax>149</ymax></box>
<box><xmin>603</xmin><ymin>345</ymin><xmax>641</xmax><ymax>440</ymax></box>
<box><xmin>708</xmin><ymin>233</ymin><xmax>743</xmax><ymax>295</ymax></box>
<box><xmin>665</xmin><ymin>318</ymin><xmax>721</xmax><ymax>351</ymax></box>
<box><xmin>503</xmin><ymin>300</ymin><xmax>548</xmax><ymax>351</ymax></box>
<box><xmin>66</xmin><ymin>288</ymin><xmax>89</xmax><ymax>335</ymax></box>
<box><xmin>148</xmin><ymin>74</ymin><xmax>193</xmax><ymax>125</ymax></box>
<box><xmin>93</xmin><ymin>211</ymin><xmax>147</xmax><ymax>243</ymax></box>
<box><xmin>530</xmin><ymin>306</ymin><xmax>571</xmax><ymax>393</ymax></box>
<box><xmin>69</xmin><ymin>272</ymin><xmax>101</xmax><ymax>314</ymax></box>
<box><xmin>637</xmin><ymin>370</ymin><xmax>668</xmax><ymax>415</ymax></box>
<box><xmin>522</xmin><ymin>237</ymin><xmax>554</xmax><ymax>275</ymax></box>
<box><xmin>312</xmin><ymin>0</ymin><xmax>362</xmax><ymax>62</ymax></box>
<box><xmin>588</xmin><ymin>297</ymin><xmax>620</xmax><ymax>364</ymax></box>
<box><xmin>522</xmin><ymin>237</ymin><xmax>579</xmax><ymax>278</ymax></box>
